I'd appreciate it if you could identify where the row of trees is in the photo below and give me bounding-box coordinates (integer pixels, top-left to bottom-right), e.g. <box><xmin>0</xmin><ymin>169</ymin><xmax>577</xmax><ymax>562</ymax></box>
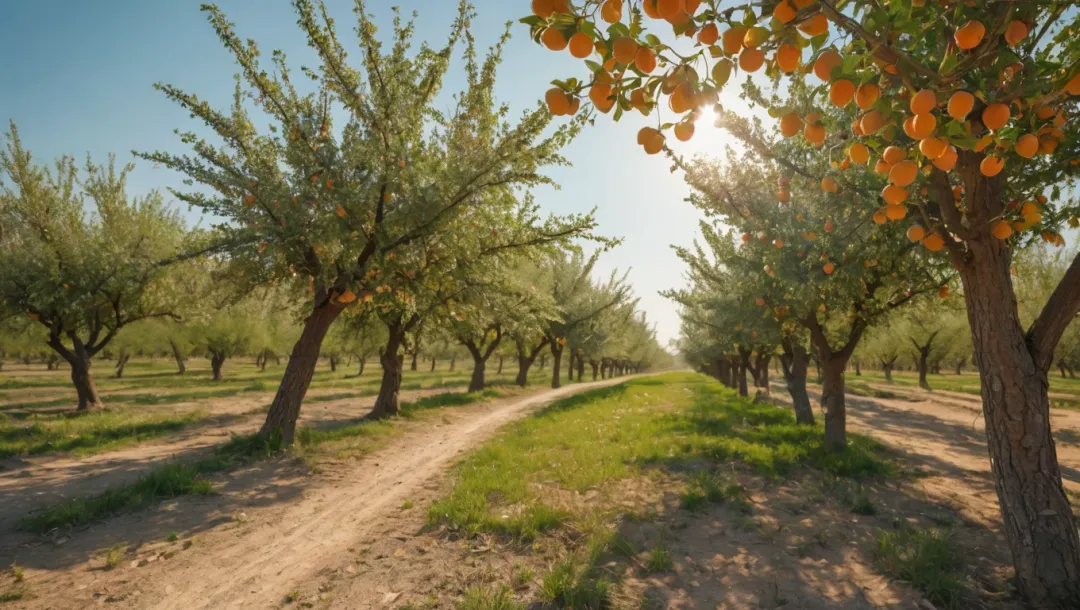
<box><xmin>528</xmin><ymin>0</ymin><xmax>1080</xmax><ymax>605</ymax></box>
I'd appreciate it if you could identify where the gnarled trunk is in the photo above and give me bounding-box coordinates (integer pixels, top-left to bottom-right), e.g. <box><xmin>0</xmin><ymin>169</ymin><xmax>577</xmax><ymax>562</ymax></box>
<box><xmin>210</xmin><ymin>350</ymin><xmax>225</xmax><ymax>381</ymax></box>
<box><xmin>169</xmin><ymin>339</ymin><xmax>186</xmax><ymax>375</ymax></box>
<box><xmin>780</xmin><ymin>340</ymin><xmax>814</xmax><ymax>425</ymax></box>
<box><xmin>357</xmin><ymin>357</ymin><xmax>366</xmax><ymax>376</ymax></box>
<box><xmin>410</xmin><ymin>350</ymin><xmax>418</xmax><ymax>372</ymax></box>
<box><xmin>820</xmin><ymin>357</ymin><xmax>847</xmax><ymax>451</ymax></box>
<box><xmin>370</xmin><ymin>322</ymin><xmax>407</xmax><ymax>418</ymax></box>
<box><xmin>955</xmin><ymin>358</ymin><xmax>966</xmax><ymax>376</ymax></box>
<box><xmin>468</xmin><ymin>358</ymin><xmax>485</xmax><ymax>393</ymax></box>
<box><xmin>736</xmin><ymin>356</ymin><xmax>748</xmax><ymax>397</ymax></box>
<box><xmin>958</xmin><ymin>224</ymin><xmax>1080</xmax><ymax>606</ymax></box>
<box><xmin>882</xmin><ymin>359</ymin><xmax>895</xmax><ymax>383</ymax></box>
<box><xmin>114</xmin><ymin>350</ymin><xmax>130</xmax><ymax>379</ymax></box>
<box><xmin>259</xmin><ymin>299</ymin><xmax>344</xmax><ymax>444</ymax></box>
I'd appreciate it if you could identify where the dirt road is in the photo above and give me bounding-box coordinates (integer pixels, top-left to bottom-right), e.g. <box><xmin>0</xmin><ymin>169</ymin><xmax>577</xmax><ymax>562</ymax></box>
<box><xmin>3</xmin><ymin>375</ymin><xmax>645</xmax><ymax>609</ymax></box>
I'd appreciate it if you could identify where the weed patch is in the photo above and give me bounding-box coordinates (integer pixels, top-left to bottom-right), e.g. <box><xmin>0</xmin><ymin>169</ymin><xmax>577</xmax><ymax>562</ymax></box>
<box><xmin>874</xmin><ymin>527</ymin><xmax>968</xmax><ymax>609</ymax></box>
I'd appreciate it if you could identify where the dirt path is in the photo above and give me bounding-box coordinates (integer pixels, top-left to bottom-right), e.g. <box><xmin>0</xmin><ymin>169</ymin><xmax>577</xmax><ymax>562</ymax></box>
<box><xmin>0</xmin><ymin>388</ymin><xmax>447</xmax><ymax>533</ymax></box>
<box><xmin>3</xmin><ymin>376</ymin><xmax>643</xmax><ymax>609</ymax></box>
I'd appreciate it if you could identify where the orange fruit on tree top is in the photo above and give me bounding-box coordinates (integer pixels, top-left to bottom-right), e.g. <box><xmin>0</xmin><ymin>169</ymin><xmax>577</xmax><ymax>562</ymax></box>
<box><xmin>541</xmin><ymin>28</ymin><xmax>568</xmax><ymax>51</ymax></box>
<box><xmin>933</xmin><ymin>146</ymin><xmax>958</xmax><ymax>171</ymax></box>
<box><xmin>821</xmin><ymin>176</ymin><xmax>839</xmax><ymax>192</ymax></box>
<box><xmin>889</xmin><ymin>160</ymin><xmax>918</xmax><ymax>187</ymax></box>
<box><xmin>1004</xmin><ymin>20</ymin><xmax>1028</xmax><ymax>46</ymax></box>
<box><xmin>874</xmin><ymin>158</ymin><xmax>892</xmax><ymax>174</ymax></box>
<box><xmin>910</xmin><ymin>89</ymin><xmax>937</xmax><ymax>115</ymax></box>
<box><xmin>907</xmin><ymin>225</ymin><xmax>927</xmax><ymax>242</ymax></box>
<box><xmin>823</xmin><ymin>262</ymin><xmax>836</xmax><ymax>275</ymax></box>
<box><xmin>674</xmin><ymin>121</ymin><xmax>695</xmax><ymax>142</ymax></box>
<box><xmin>856</xmin><ymin>83</ymin><xmax>880</xmax><ymax>110</ymax></box>
<box><xmin>911</xmin><ymin>113</ymin><xmax>937</xmax><ymax>138</ymax></box>
<box><xmin>883</xmin><ymin>184</ymin><xmax>909</xmax><ymax>205</ymax></box>
<box><xmin>776</xmin><ymin>44</ymin><xmax>801</xmax><ymax>73</ymax></box>
<box><xmin>919</xmin><ymin>137</ymin><xmax>947</xmax><ymax>160</ymax></box>
<box><xmin>773</xmin><ymin>0</ymin><xmax>797</xmax><ymax>24</ymax></box>
<box><xmin>1065</xmin><ymin>73</ymin><xmax>1080</xmax><ymax>96</ymax></box>
<box><xmin>873</xmin><ymin>209</ymin><xmax>888</xmax><ymax>225</ymax></box>
<box><xmin>947</xmin><ymin>91</ymin><xmax>974</xmax><ymax>120</ymax></box>
<box><xmin>923</xmin><ymin>232</ymin><xmax>946</xmax><ymax>252</ymax></box>
<box><xmin>1015</xmin><ymin>134</ymin><xmax>1039</xmax><ymax>158</ymax></box>
<box><xmin>613</xmin><ymin>36</ymin><xmax>639</xmax><ymax>64</ymax></box>
<box><xmin>569</xmin><ymin>32</ymin><xmax>594</xmax><ymax>59</ymax></box>
<box><xmin>635</xmin><ymin>47</ymin><xmax>657</xmax><ymax>73</ymax></box>
<box><xmin>981</xmin><ymin>155</ymin><xmax>1005</xmax><ymax>177</ymax></box>
<box><xmin>656</xmin><ymin>0</ymin><xmax>685</xmax><ymax>21</ymax></box>
<box><xmin>532</xmin><ymin>0</ymin><xmax>555</xmax><ymax>18</ymax></box>
<box><xmin>698</xmin><ymin>23</ymin><xmax>719</xmax><ymax>45</ymax></box>
<box><xmin>642</xmin><ymin>0</ymin><xmax>660</xmax><ymax>18</ymax></box>
<box><xmin>954</xmin><ymin>20</ymin><xmax>986</xmax><ymax>50</ymax></box>
<box><xmin>804</xmin><ymin>122</ymin><xmax>826</xmax><ymax>146</ymax></box>
<box><xmin>798</xmin><ymin>14</ymin><xmax>828</xmax><ymax>37</ymax></box>
<box><xmin>743</xmin><ymin>26</ymin><xmax>770</xmax><ymax>48</ymax></box>
<box><xmin>849</xmin><ymin>142</ymin><xmax>870</xmax><ymax>164</ymax></box>
<box><xmin>885</xmin><ymin>203</ymin><xmax>908</xmax><ymax>220</ymax></box>
<box><xmin>860</xmin><ymin>109</ymin><xmax>887</xmax><ymax>134</ymax></box>
<box><xmin>983</xmin><ymin>103</ymin><xmax>1010</xmax><ymax>130</ymax></box>
<box><xmin>739</xmin><ymin>48</ymin><xmax>765</xmax><ymax>72</ymax></box>
<box><xmin>722</xmin><ymin>27</ymin><xmax>746</xmax><ymax>55</ymax></box>
<box><xmin>829</xmin><ymin>80</ymin><xmax>855</xmax><ymax>106</ymax></box>
<box><xmin>780</xmin><ymin>112</ymin><xmax>802</xmax><ymax>137</ymax></box>
<box><xmin>991</xmin><ymin>219</ymin><xmax>1014</xmax><ymax>240</ymax></box>
<box><xmin>883</xmin><ymin>146</ymin><xmax>906</xmax><ymax>165</ymax></box>
<box><xmin>600</xmin><ymin>0</ymin><xmax>623</xmax><ymax>23</ymax></box>
<box><xmin>813</xmin><ymin>51</ymin><xmax>842</xmax><ymax>81</ymax></box>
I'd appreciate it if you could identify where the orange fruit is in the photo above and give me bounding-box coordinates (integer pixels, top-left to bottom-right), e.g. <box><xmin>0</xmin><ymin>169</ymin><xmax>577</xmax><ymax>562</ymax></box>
<box><xmin>774</xmin><ymin>238</ymin><xmax>785</xmax><ymax>248</ymax></box>
<box><xmin>1065</xmin><ymin>73</ymin><xmax>1080</xmax><ymax>96</ymax></box>
<box><xmin>821</xmin><ymin>176</ymin><xmax>839</xmax><ymax>193</ymax></box>
<box><xmin>974</xmin><ymin>134</ymin><xmax>993</xmax><ymax>152</ymax></box>
<box><xmin>668</xmin><ymin>82</ymin><xmax>695</xmax><ymax>114</ymax></box>
<box><xmin>902</xmin><ymin>115</ymin><xmax>918</xmax><ymax>139</ymax></box>
<box><xmin>674</xmin><ymin>121</ymin><xmax>695</xmax><ymax>142</ymax></box>
<box><xmin>933</xmin><ymin>146</ymin><xmax>958</xmax><ymax>171</ymax></box>
<box><xmin>739</xmin><ymin>48</ymin><xmax>765</xmax><ymax>72</ymax></box>
<box><xmin>542</xmin><ymin>28</ymin><xmax>568</xmax><ymax>51</ymax></box>
<box><xmin>947</xmin><ymin>91</ymin><xmax>974</xmax><ymax>120</ymax></box>
<box><xmin>780</xmin><ymin>112</ymin><xmax>803</xmax><ymax>137</ymax></box>
<box><xmin>938</xmin><ymin>285</ymin><xmax>950</xmax><ymax>299</ymax></box>
<box><xmin>991</xmin><ymin>219</ymin><xmax>1013</xmax><ymax>240</ymax></box>
<box><xmin>773</xmin><ymin>0</ymin><xmax>797</xmax><ymax>24</ymax></box>
<box><xmin>860</xmin><ymin>109</ymin><xmax>886</xmax><ymax>134</ymax></box>
<box><xmin>613</xmin><ymin>36</ymin><xmax>639</xmax><ymax>64</ymax></box>
<box><xmin>640</xmin><ymin>128</ymin><xmax>665</xmax><ymax>154</ymax></box>
<box><xmin>889</xmin><ymin>160</ymin><xmax>918</xmax><ymax>187</ymax></box>
<box><xmin>907</xmin><ymin>225</ymin><xmax>927</xmax><ymax>242</ymax></box>
<box><xmin>567</xmin><ymin>98</ymin><xmax>581</xmax><ymax>115</ymax></box>
<box><xmin>919</xmin><ymin>137</ymin><xmax>947</xmax><ymax>160</ymax></box>
<box><xmin>635</xmin><ymin>47</ymin><xmax>657</xmax><ymax>73</ymax></box>
<box><xmin>874</xmin><ymin>158</ymin><xmax>892</xmax><ymax>175</ymax></box>
<box><xmin>910</xmin><ymin>89</ymin><xmax>937</xmax><ymax>115</ymax></box>
<box><xmin>804</xmin><ymin>123</ymin><xmax>826</xmax><ymax>146</ymax></box>
<box><xmin>743</xmin><ymin>26</ymin><xmax>769</xmax><ymax>49</ymax></box>
<box><xmin>642</xmin><ymin>0</ymin><xmax>660</xmax><ymax>18</ymax></box>
<box><xmin>1039</xmin><ymin>135</ymin><xmax>1060</xmax><ymax>154</ymax></box>
<box><xmin>589</xmin><ymin>83</ymin><xmax>615</xmax><ymax>112</ymax></box>
<box><xmin>980</xmin><ymin>155</ymin><xmax>1005</xmax><ymax>177</ymax></box>
<box><xmin>552</xmin><ymin>0</ymin><xmax>570</xmax><ymax>12</ymax></box>
<box><xmin>982</xmin><ymin>103</ymin><xmax>1010</xmax><ymax>130</ymax></box>
<box><xmin>776</xmin><ymin>44</ymin><xmax>801</xmax><ymax>73</ymax></box>
<box><xmin>855</xmin><ymin>83</ymin><xmax>880</xmax><ymax>110</ymax></box>
<box><xmin>823</xmin><ymin>262</ymin><xmax>836</xmax><ymax>275</ymax></box>
<box><xmin>954</xmin><ymin>20</ymin><xmax>986</xmax><ymax>50</ymax></box>
<box><xmin>1004</xmin><ymin>20</ymin><xmax>1028</xmax><ymax>46</ymax></box>
<box><xmin>532</xmin><ymin>0</ymin><xmax>555</xmax><ymax>18</ymax></box>
<box><xmin>698</xmin><ymin>23</ymin><xmax>719</xmax><ymax>46</ymax></box>
<box><xmin>883</xmin><ymin>146</ymin><xmax>906</xmax><ymax>165</ymax></box>
<box><xmin>798</xmin><ymin>14</ymin><xmax>829</xmax><ymax>37</ymax></box>
<box><xmin>885</xmin><ymin>204</ymin><xmax>908</xmax><ymax>220</ymax></box>
<box><xmin>569</xmin><ymin>32</ymin><xmax>594</xmax><ymax>58</ymax></box>
<box><xmin>911</xmin><ymin>113</ymin><xmax>937</xmax><ymax>138</ymax></box>
<box><xmin>813</xmin><ymin>50</ymin><xmax>842</xmax><ymax>81</ymax></box>
<box><xmin>883</xmin><ymin>184</ymin><xmax>909</xmax><ymax>205</ymax></box>
<box><xmin>546</xmin><ymin>88</ymin><xmax>572</xmax><ymax>115</ymax></box>
<box><xmin>656</xmin><ymin>0</ymin><xmax>686</xmax><ymax>21</ymax></box>
<box><xmin>722</xmin><ymin>27</ymin><xmax>746</xmax><ymax>55</ymax></box>
<box><xmin>830</xmin><ymin>80</ymin><xmax>855</xmax><ymax>107</ymax></box>
<box><xmin>849</xmin><ymin>142</ymin><xmax>870</xmax><ymax>164</ymax></box>
<box><xmin>777</xmin><ymin>190</ymin><xmax>789</xmax><ymax>202</ymax></box>
<box><xmin>873</xmin><ymin>209</ymin><xmax>888</xmax><ymax>225</ymax></box>
<box><xmin>922</xmin><ymin>233</ymin><xmax>946</xmax><ymax>252</ymax></box>
<box><xmin>1015</xmin><ymin>134</ymin><xmax>1039</xmax><ymax>158</ymax></box>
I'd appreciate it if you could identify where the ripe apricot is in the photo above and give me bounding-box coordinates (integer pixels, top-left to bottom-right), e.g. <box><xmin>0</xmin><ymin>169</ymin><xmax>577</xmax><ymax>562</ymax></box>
<box><xmin>883</xmin><ymin>184</ymin><xmax>908</xmax><ymax>205</ymax></box>
<box><xmin>569</xmin><ymin>32</ymin><xmax>594</xmax><ymax>58</ymax></box>
<box><xmin>1004</xmin><ymin>20</ymin><xmax>1027</xmax><ymax>46</ymax></box>
<box><xmin>674</xmin><ymin>121</ymin><xmax>695</xmax><ymax>142</ymax></box>
<box><xmin>883</xmin><ymin>146</ymin><xmax>906</xmax><ymax>165</ymax></box>
<box><xmin>849</xmin><ymin>142</ymin><xmax>869</xmax><ymax>164</ymax></box>
<box><xmin>722</xmin><ymin>27</ymin><xmax>746</xmax><ymax>55</ymax></box>
<box><xmin>954</xmin><ymin>20</ymin><xmax>985</xmax><ymax>50</ymax></box>
<box><xmin>922</xmin><ymin>232</ymin><xmax>945</xmax><ymax>251</ymax></box>
<box><xmin>907</xmin><ymin>225</ymin><xmax>927</xmax><ymax>242</ymax></box>
<box><xmin>656</xmin><ymin>0</ymin><xmax>685</xmax><ymax>21</ymax></box>
<box><xmin>634</xmin><ymin>47</ymin><xmax>657</xmax><ymax>73</ymax></box>
<box><xmin>821</xmin><ymin>176</ymin><xmax>839</xmax><ymax>192</ymax></box>
<box><xmin>982</xmin><ymin>103</ymin><xmax>1010</xmax><ymax>130</ymax></box>
<box><xmin>532</xmin><ymin>0</ymin><xmax>555</xmax><ymax>18</ymax></box>
<box><xmin>798</xmin><ymin>14</ymin><xmax>828</xmax><ymax>37</ymax></box>
<box><xmin>773</xmin><ymin>0</ymin><xmax>797</xmax><ymax>23</ymax></box>
<box><xmin>980</xmin><ymin>155</ymin><xmax>1005</xmax><ymax>177</ymax></box>
<box><xmin>642</xmin><ymin>0</ymin><xmax>660</xmax><ymax>18</ymax></box>
<box><xmin>856</xmin><ymin>83</ymin><xmax>880</xmax><ymax>110</ymax></box>
<box><xmin>813</xmin><ymin>50</ymin><xmax>842</xmax><ymax>81</ymax></box>
<box><xmin>739</xmin><ymin>48</ymin><xmax>765</xmax><ymax>72</ymax></box>
<box><xmin>1065</xmin><ymin>73</ymin><xmax>1080</xmax><ymax>96</ymax></box>
<box><xmin>743</xmin><ymin>26</ymin><xmax>769</xmax><ymax>48</ymax></box>
<box><xmin>874</xmin><ymin>158</ymin><xmax>892</xmax><ymax>174</ymax></box>
<box><xmin>860</xmin><ymin>109</ymin><xmax>886</xmax><ymax>134</ymax></box>
<box><xmin>546</xmin><ymin>88</ymin><xmax>571</xmax><ymax>115</ymax></box>
<box><xmin>991</xmin><ymin>219</ymin><xmax>1013</xmax><ymax>240</ymax></box>
<box><xmin>911</xmin><ymin>113</ymin><xmax>937</xmax><ymax>138</ymax></box>
<box><xmin>1039</xmin><ymin>135</ymin><xmax>1060</xmax><ymax>154</ymax></box>
<box><xmin>1015</xmin><ymin>134</ymin><xmax>1038</xmax><ymax>158</ymax></box>
<box><xmin>823</xmin><ymin>262</ymin><xmax>836</xmax><ymax>275</ymax></box>
<box><xmin>589</xmin><ymin>84</ymin><xmax>615</xmax><ymax>112</ymax></box>
<box><xmin>776</xmin><ymin>44</ymin><xmax>801</xmax><ymax>73</ymax></box>
<box><xmin>910</xmin><ymin>89</ymin><xmax>937</xmax><ymax>115</ymax></box>
<box><xmin>601</xmin><ymin>0</ymin><xmax>623</xmax><ymax>23</ymax></box>
<box><xmin>933</xmin><ymin>146</ymin><xmax>958</xmax><ymax>171</ymax></box>
<box><xmin>805</xmin><ymin>123</ymin><xmax>826</xmax><ymax>146</ymax></box>
<box><xmin>947</xmin><ymin>91</ymin><xmax>974</xmax><ymax>120</ymax></box>
<box><xmin>830</xmin><ymin>80</ymin><xmax>855</xmax><ymax>107</ymax></box>
<box><xmin>541</xmin><ymin>28</ymin><xmax>568</xmax><ymax>51</ymax></box>
<box><xmin>669</xmin><ymin>82</ymin><xmax>695</xmax><ymax>114</ymax></box>
<box><xmin>613</xmin><ymin>36</ymin><xmax>639</xmax><ymax>64</ymax></box>
<box><xmin>698</xmin><ymin>23</ymin><xmax>719</xmax><ymax>45</ymax></box>
<box><xmin>889</xmin><ymin>160</ymin><xmax>918</xmax><ymax>187</ymax></box>
<box><xmin>902</xmin><ymin>115</ymin><xmax>918</xmax><ymax>139</ymax></box>
<box><xmin>873</xmin><ymin>209</ymin><xmax>888</xmax><ymax>225</ymax></box>
<box><xmin>885</xmin><ymin>204</ymin><xmax>908</xmax><ymax>220</ymax></box>
<box><xmin>919</xmin><ymin>137</ymin><xmax>947</xmax><ymax>160</ymax></box>
<box><xmin>780</xmin><ymin>112</ymin><xmax>803</xmax><ymax>138</ymax></box>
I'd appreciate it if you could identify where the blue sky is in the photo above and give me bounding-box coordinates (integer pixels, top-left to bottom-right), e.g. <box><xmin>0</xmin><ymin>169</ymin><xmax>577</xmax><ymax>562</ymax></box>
<box><xmin>1</xmin><ymin>1</ymin><xmax>752</xmax><ymax>345</ymax></box>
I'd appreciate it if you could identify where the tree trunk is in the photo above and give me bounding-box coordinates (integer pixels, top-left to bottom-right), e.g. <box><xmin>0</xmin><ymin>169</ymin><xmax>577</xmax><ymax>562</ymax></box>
<box><xmin>955</xmin><ymin>358</ymin><xmax>965</xmax><ymax>376</ymax></box>
<box><xmin>550</xmin><ymin>343</ymin><xmax>563</xmax><ymax>389</ymax></box>
<box><xmin>736</xmin><ymin>358</ymin><xmax>748</xmax><ymax>397</ymax></box>
<box><xmin>917</xmin><ymin>347</ymin><xmax>930</xmax><ymax>390</ymax></box>
<box><xmin>430</xmin><ymin>356</ymin><xmax>436</xmax><ymax>372</ymax></box>
<box><xmin>576</xmin><ymin>356</ymin><xmax>585</xmax><ymax>381</ymax></box>
<box><xmin>1059</xmin><ymin>362</ymin><xmax>1068</xmax><ymax>379</ymax></box>
<box><xmin>883</xmin><ymin>362</ymin><xmax>894</xmax><ymax>383</ymax></box>
<box><xmin>258</xmin><ymin>300</ymin><xmax>344</xmax><ymax>444</ymax></box>
<box><xmin>854</xmin><ymin>359</ymin><xmax>862</xmax><ymax>376</ymax></box>
<box><xmin>114</xmin><ymin>350</ymin><xmax>130</xmax><ymax>379</ymax></box>
<box><xmin>47</xmin><ymin>335</ymin><xmax>103</xmax><ymax>411</ymax></box>
<box><xmin>449</xmin><ymin>354</ymin><xmax>456</xmax><ymax>372</ymax></box>
<box><xmin>329</xmin><ymin>355</ymin><xmax>338</xmax><ymax>373</ymax></box>
<box><xmin>468</xmin><ymin>358</ymin><xmax>485</xmax><ymax>392</ymax></box>
<box><xmin>210</xmin><ymin>351</ymin><xmax>225</xmax><ymax>381</ymax></box>
<box><xmin>169</xmin><ymin>339</ymin><xmax>186</xmax><ymax>375</ymax></box>
<box><xmin>370</xmin><ymin>323</ymin><xmax>406</xmax><ymax>418</ymax></box>
<box><xmin>539</xmin><ymin>354</ymin><xmax>546</xmax><ymax>370</ymax></box>
<box><xmin>411</xmin><ymin>350</ymin><xmax>418</xmax><ymax>372</ymax></box>
<box><xmin>497</xmin><ymin>355</ymin><xmax>504</xmax><ymax>375</ymax></box>
<box><xmin>754</xmin><ymin>353</ymin><xmax>771</xmax><ymax>397</ymax></box>
<box><xmin>590</xmin><ymin>360</ymin><xmax>599</xmax><ymax>381</ymax></box>
<box><xmin>958</xmin><ymin>223</ymin><xmax>1080</xmax><ymax>606</ymax></box>
<box><xmin>358</xmin><ymin>357</ymin><xmax>366</xmax><ymax>376</ymax></box>
<box><xmin>566</xmin><ymin>351</ymin><xmax>574</xmax><ymax>382</ymax></box>
<box><xmin>820</xmin><ymin>357</ymin><xmax>848</xmax><ymax>451</ymax></box>
<box><xmin>780</xmin><ymin>341</ymin><xmax>814</xmax><ymax>425</ymax></box>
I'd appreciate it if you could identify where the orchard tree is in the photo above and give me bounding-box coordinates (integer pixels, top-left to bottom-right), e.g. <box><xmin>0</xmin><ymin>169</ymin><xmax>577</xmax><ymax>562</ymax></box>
<box><xmin>526</xmin><ymin>0</ymin><xmax>1080</xmax><ymax>601</ymax></box>
<box><xmin>0</xmin><ymin>126</ymin><xmax>190</xmax><ymax>410</ymax></box>
<box><xmin>144</xmin><ymin>1</ymin><xmax>598</xmax><ymax>444</ymax></box>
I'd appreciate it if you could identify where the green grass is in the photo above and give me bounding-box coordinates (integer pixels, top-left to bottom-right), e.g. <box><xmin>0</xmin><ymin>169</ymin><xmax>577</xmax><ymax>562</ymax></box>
<box><xmin>458</xmin><ymin>585</ymin><xmax>524</xmax><ymax>610</ymax></box>
<box><xmin>19</xmin><ymin>387</ymin><xmax>515</xmax><ymax>534</ymax></box>
<box><xmin>0</xmin><ymin>410</ymin><xmax>205</xmax><ymax>458</ymax></box>
<box><xmin>0</xmin><ymin>591</ymin><xmax>25</xmax><ymax>602</ymax></box>
<box><xmin>430</xmin><ymin>373</ymin><xmax>890</xmax><ymax>542</ymax></box>
<box><xmin>644</xmin><ymin>540</ymin><xmax>672</xmax><ymax>573</ymax></box>
<box><xmin>853</xmin><ymin>370</ymin><xmax>1080</xmax><ymax>403</ymax></box>
<box><xmin>874</xmin><ymin>527</ymin><xmax>968</xmax><ymax>609</ymax></box>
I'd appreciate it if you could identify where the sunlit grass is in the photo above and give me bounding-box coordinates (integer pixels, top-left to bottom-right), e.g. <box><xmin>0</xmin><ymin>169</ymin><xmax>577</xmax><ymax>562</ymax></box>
<box><xmin>0</xmin><ymin>410</ymin><xmax>205</xmax><ymax>458</ymax></box>
<box><xmin>852</xmin><ymin>369</ymin><xmax>1080</xmax><ymax>402</ymax></box>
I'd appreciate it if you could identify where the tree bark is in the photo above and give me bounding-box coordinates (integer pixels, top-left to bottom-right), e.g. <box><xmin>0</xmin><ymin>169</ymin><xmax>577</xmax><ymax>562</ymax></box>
<box><xmin>736</xmin><ymin>356</ymin><xmax>749</xmax><ymax>397</ymax></box>
<box><xmin>854</xmin><ymin>359</ymin><xmax>862</xmax><ymax>376</ymax></box>
<box><xmin>468</xmin><ymin>357</ymin><xmax>485</xmax><ymax>393</ymax></box>
<box><xmin>514</xmin><ymin>338</ymin><xmax>548</xmax><ymax>388</ymax></box>
<box><xmin>169</xmin><ymin>339</ymin><xmax>186</xmax><ymax>375</ymax></box>
<box><xmin>430</xmin><ymin>356</ymin><xmax>436</xmax><ymax>372</ymax></box>
<box><xmin>576</xmin><ymin>355</ymin><xmax>585</xmax><ymax>381</ymax></box>
<box><xmin>114</xmin><ymin>350</ymin><xmax>130</xmax><ymax>379</ymax></box>
<box><xmin>259</xmin><ymin>299</ymin><xmax>344</xmax><ymax>444</ymax></box>
<box><xmin>566</xmin><ymin>351</ymin><xmax>574</xmax><ymax>382</ymax></box>
<box><xmin>329</xmin><ymin>355</ymin><xmax>338</xmax><ymax>373</ymax></box>
<box><xmin>820</xmin><ymin>356</ymin><xmax>848</xmax><ymax>451</ymax></box>
<box><xmin>370</xmin><ymin>322</ymin><xmax>407</xmax><ymax>418</ymax></box>
<box><xmin>539</xmin><ymin>354</ymin><xmax>546</xmax><ymax>370</ymax></box>
<box><xmin>410</xmin><ymin>350</ymin><xmax>418</xmax><ymax>372</ymax></box>
<box><xmin>449</xmin><ymin>354</ymin><xmax>456</xmax><ymax>372</ymax></box>
<box><xmin>590</xmin><ymin>360</ymin><xmax>599</xmax><ymax>380</ymax></box>
<box><xmin>497</xmin><ymin>355</ymin><xmax>503</xmax><ymax>375</ymax></box>
<box><xmin>955</xmin><ymin>358</ymin><xmax>966</xmax><ymax>375</ymax></box>
<box><xmin>357</xmin><ymin>357</ymin><xmax>366</xmax><ymax>376</ymax></box>
<box><xmin>957</xmin><ymin>223</ymin><xmax>1080</xmax><ymax>606</ymax></box>
<box><xmin>550</xmin><ymin>342</ymin><xmax>563</xmax><ymax>389</ymax></box>
<box><xmin>882</xmin><ymin>359</ymin><xmax>895</xmax><ymax>383</ymax></box>
<box><xmin>210</xmin><ymin>351</ymin><xmax>225</xmax><ymax>381</ymax></box>
<box><xmin>753</xmin><ymin>352</ymin><xmax>771</xmax><ymax>397</ymax></box>
<box><xmin>780</xmin><ymin>339</ymin><xmax>814</xmax><ymax>425</ymax></box>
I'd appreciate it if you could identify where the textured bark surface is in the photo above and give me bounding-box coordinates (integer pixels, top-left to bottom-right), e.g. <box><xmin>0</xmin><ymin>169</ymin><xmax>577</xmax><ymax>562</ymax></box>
<box><xmin>820</xmin><ymin>358</ymin><xmax>847</xmax><ymax>451</ymax></box>
<box><xmin>370</xmin><ymin>323</ymin><xmax>407</xmax><ymax>418</ymax></box>
<box><xmin>69</xmin><ymin>356</ymin><xmax>103</xmax><ymax>411</ymax></box>
<box><xmin>259</xmin><ymin>300</ymin><xmax>343</xmax><ymax>444</ymax></box>
<box><xmin>210</xmin><ymin>352</ymin><xmax>225</xmax><ymax>382</ymax></box>
<box><xmin>780</xmin><ymin>340</ymin><xmax>814</xmax><ymax>425</ymax></box>
<box><xmin>169</xmin><ymin>339</ymin><xmax>186</xmax><ymax>375</ymax></box>
<box><xmin>550</xmin><ymin>343</ymin><xmax>563</xmax><ymax>389</ymax></box>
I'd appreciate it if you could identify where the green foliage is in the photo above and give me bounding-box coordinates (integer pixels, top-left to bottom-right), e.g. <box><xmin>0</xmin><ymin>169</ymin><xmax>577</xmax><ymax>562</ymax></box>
<box><xmin>644</xmin><ymin>541</ymin><xmax>672</xmax><ymax>573</ymax></box>
<box><xmin>0</xmin><ymin>410</ymin><xmax>203</xmax><ymax>458</ymax></box>
<box><xmin>874</xmin><ymin>528</ymin><xmax>968</xmax><ymax>609</ymax></box>
<box><xmin>457</xmin><ymin>585</ymin><xmax>524</xmax><ymax>610</ymax></box>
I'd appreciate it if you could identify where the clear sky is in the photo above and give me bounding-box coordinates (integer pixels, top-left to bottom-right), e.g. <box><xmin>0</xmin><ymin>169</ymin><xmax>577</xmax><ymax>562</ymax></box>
<box><xmin>1</xmin><ymin>1</ymin><xmax>749</xmax><ymax>345</ymax></box>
